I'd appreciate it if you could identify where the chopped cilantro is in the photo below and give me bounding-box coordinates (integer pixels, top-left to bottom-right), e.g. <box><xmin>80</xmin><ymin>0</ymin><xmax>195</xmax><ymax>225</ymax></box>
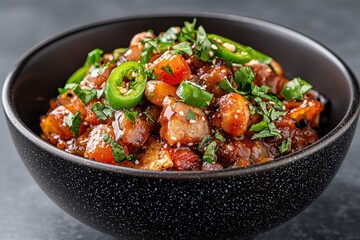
<box><xmin>217</xmin><ymin>78</ymin><xmax>245</xmax><ymax>95</ymax></box>
<box><xmin>234</xmin><ymin>66</ymin><xmax>255</xmax><ymax>92</ymax></box>
<box><xmin>73</xmin><ymin>85</ymin><xmax>97</xmax><ymax>104</ymax></box>
<box><xmin>198</xmin><ymin>134</ymin><xmax>211</xmax><ymax>150</ymax></box>
<box><xmin>124</xmin><ymin>111</ymin><xmax>138</xmax><ymax>124</ymax></box>
<box><xmin>160</xmin><ymin>26</ymin><xmax>179</xmax><ymax>42</ymax></box>
<box><xmin>179</xmin><ymin>18</ymin><xmax>197</xmax><ymax>42</ymax></box>
<box><xmin>186</xmin><ymin>109</ymin><xmax>197</xmax><ymax>121</ymax></box>
<box><xmin>279</xmin><ymin>137</ymin><xmax>291</xmax><ymax>154</ymax></box>
<box><xmin>281</xmin><ymin>77</ymin><xmax>313</xmax><ymax>101</ymax></box>
<box><xmin>195</xmin><ymin>26</ymin><xmax>212</xmax><ymax>62</ymax></box>
<box><xmin>91</xmin><ymin>103</ymin><xmax>114</xmax><ymax>121</ymax></box>
<box><xmin>214</xmin><ymin>129</ymin><xmax>225</xmax><ymax>142</ymax></box>
<box><xmin>65</xmin><ymin>111</ymin><xmax>82</xmax><ymax>138</ymax></box>
<box><xmin>84</xmin><ymin>48</ymin><xmax>103</xmax><ymax>67</ymax></box>
<box><xmin>202</xmin><ymin>141</ymin><xmax>217</xmax><ymax>164</ymax></box>
<box><xmin>172</xmin><ymin>42</ymin><xmax>193</xmax><ymax>56</ymax></box>
<box><xmin>102</xmin><ymin>133</ymin><xmax>135</xmax><ymax>163</ymax></box>
<box><xmin>144</xmin><ymin>112</ymin><xmax>155</xmax><ymax>123</ymax></box>
<box><xmin>160</xmin><ymin>64</ymin><xmax>175</xmax><ymax>76</ymax></box>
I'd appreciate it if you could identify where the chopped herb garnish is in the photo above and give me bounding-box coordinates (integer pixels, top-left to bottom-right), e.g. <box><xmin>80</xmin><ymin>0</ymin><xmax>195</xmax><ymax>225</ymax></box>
<box><xmin>281</xmin><ymin>77</ymin><xmax>313</xmax><ymax>101</ymax></box>
<box><xmin>195</xmin><ymin>26</ymin><xmax>212</xmax><ymax>62</ymax></box>
<box><xmin>217</xmin><ymin>78</ymin><xmax>245</xmax><ymax>95</ymax></box>
<box><xmin>145</xmin><ymin>69</ymin><xmax>158</xmax><ymax>80</ymax></box>
<box><xmin>234</xmin><ymin>66</ymin><xmax>255</xmax><ymax>92</ymax></box>
<box><xmin>85</xmin><ymin>48</ymin><xmax>103</xmax><ymax>67</ymax></box>
<box><xmin>279</xmin><ymin>137</ymin><xmax>291</xmax><ymax>154</ymax></box>
<box><xmin>144</xmin><ymin>112</ymin><xmax>155</xmax><ymax>123</ymax></box>
<box><xmin>186</xmin><ymin>109</ymin><xmax>197</xmax><ymax>121</ymax></box>
<box><xmin>65</xmin><ymin>111</ymin><xmax>82</xmax><ymax>138</ymax></box>
<box><xmin>160</xmin><ymin>64</ymin><xmax>175</xmax><ymax>76</ymax></box>
<box><xmin>179</xmin><ymin>18</ymin><xmax>197</xmax><ymax>42</ymax></box>
<box><xmin>91</xmin><ymin>102</ymin><xmax>114</xmax><ymax>121</ymax></box>
<box><xmin>58</xmin><ymin>83</ymin><xmax>78</xmax><ymax>94</ymax></box>
<box><xmin>198</xmin><ymin>134</ymin><xmax>211</xmax><ymax>150</ymax></box>
<box><xmin>140</xmin><ymin>38</ymin><xmax>160</xmax><ymax>64</ymax></box>
<box><xmin>202</xmin><ymin>141</ymin><xmax>217</xmax><ymax>164</ymax></box>
<box><xmin>124</xmin><ymin>111</ymin><xmax>138</xmax><ymax>124</ymax></box>
<box><xmin>102</xmin><ymin>133</ymin><xmax>135</xmax><ymax>163</ymax></box>
<box><xmin>249</xmin><ymin>101</ymin><xmax>285</xmax><ymax>140</ymax></box>
<box><xmin>214</xmin><ymin>129</ymin><xmax>225</xmax><ymax>142</ymax></box>
<box><xmin>73</xmin><ymin>85</ymin><xmax>97</xmax><ymax>104</ymax></box>
<box><xmin>172</xmin><ymin>42</ymin><xmax>193</xmax><ymax>56</ymax></box>
<box><xmin>160</xmin><ymin>26</ymin><xmax>179</xmax><ymax>43</ymax></box>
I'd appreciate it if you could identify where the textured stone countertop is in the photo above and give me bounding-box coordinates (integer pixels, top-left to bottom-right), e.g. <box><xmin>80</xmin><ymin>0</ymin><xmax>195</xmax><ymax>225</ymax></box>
<box><xmin>1</xmin><ymin>0</ymin><xmax>359</xmax><ymax>239</ymax></box>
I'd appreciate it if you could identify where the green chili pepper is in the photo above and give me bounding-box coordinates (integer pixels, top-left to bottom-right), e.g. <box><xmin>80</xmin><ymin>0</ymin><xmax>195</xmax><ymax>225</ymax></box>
<box><xmin>176</xmin><ymin>80</ymin><xmax>213</xmax><ymax>108</ymax></box>
<box><xmin>208</xmin><ymin>34</ymin><xmax>272</xmax><ymax>64</ymax></box>
<box><xmin>104</xmin><ymin>61</ymin><xmax>146</xmax><ymax>110</ymax></box>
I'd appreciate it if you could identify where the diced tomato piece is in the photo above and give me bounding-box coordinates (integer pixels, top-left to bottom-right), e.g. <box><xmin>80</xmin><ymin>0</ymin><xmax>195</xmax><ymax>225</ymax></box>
<box><xmin>150</xmin><ymin>52</ymin><xmax>191</xmax><ymax>85</ymax></box>
<box><xmin>40</xmin><ymin>106</ymin><xmax>74</xmax><ymax>144</ymax></box>
<box><xmin>84</xmin><ymin>124</ymin><xmax>116</xmax><ymax>164</ymax></box>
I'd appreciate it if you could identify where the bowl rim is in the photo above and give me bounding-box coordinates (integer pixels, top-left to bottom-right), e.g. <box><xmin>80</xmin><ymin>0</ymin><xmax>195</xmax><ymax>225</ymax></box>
<box><xmin>2</xmin><ymin>12</ymin><xmax>360</xmax><ymax>180</ymax></box>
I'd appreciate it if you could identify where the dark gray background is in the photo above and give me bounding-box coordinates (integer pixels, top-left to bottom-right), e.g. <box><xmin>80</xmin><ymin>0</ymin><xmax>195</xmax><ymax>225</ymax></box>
<box><xmin>1</xmin><ymin>0</ymin><xmax>359</xmax><ymax>239</ymax></box>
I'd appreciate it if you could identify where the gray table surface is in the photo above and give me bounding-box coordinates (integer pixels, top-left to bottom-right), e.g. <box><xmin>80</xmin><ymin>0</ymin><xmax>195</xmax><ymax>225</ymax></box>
<box><xmin>1</xmin><ymin>0</ymin><xmax>360</xmax><ymax>239</ymax></box>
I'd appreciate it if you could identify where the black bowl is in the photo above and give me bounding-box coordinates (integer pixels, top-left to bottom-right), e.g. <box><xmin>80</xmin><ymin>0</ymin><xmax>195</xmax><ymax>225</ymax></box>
<box><xmin>2</xmin><ymin>13</ymin><xmax>360</xmax><ymax>240</ymax></box>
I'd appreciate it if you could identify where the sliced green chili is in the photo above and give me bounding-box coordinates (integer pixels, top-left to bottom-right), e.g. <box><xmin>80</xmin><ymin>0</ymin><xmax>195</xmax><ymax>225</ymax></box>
<box><xmin>176</xmin><ymin>80</ymin><xmax>213</xmax><ymax>108</ymax></box>
<box><xmin>208</xmin><ymin>34</ymin><xmax>273</xmax><ymax>64</ymax></box>
<box><xmin>104</xmin><ymin>61</ymin><xmax>146</xmax><ymax>110</ymax></box>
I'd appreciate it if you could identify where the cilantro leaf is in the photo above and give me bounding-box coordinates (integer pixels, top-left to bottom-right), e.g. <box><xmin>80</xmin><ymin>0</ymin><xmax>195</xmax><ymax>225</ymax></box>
<box><xmin>73</xmin><ymin>85</ymin><xmax>97</xmax><ymax>104</ymax></box>
<box><xmin>186</xmin><ymin>109</ymin><xmax>197</xmax><ymax>121</ymax></box>
<box><xmin>160</xmin><ymin>64</ymin><xmax>175</xmax><ymax>76</ymax></box>
<box><xmin>85</xmin><ymin>48</ymin><xmax>103</xmax><ymax>67</ymax></box>
<box><xmin>234</xmin><ymin>66</ymin><xmax>255</xmax><ymax>92</ymax></box>
<box><xmin>102</xmin><ymin>133</ymin><xmax>135</xmax><ymax>163</ymax></box>
<box><xmin>124</xmin><ymin>111</ymin><xmax>138</xmax><ymax>124</ymax></box>
<box><xmin>217</xmin><ymin>78</ymin><xmax>245</xmax><ymax>95</ymax></box>
<box><xmin>172</xmin><ymin>42</ymin><xmax>193</xmax><ymax>56</ymax></box>
<box><xmin>281</xmin><ymin>77</ymin><xmax>313</xmax><ymax>101</ymax></box>
<box><xmin>160</xmin><ymin>26</ymin><xmax>179</xmax><ymax>42</ymax></box>
<box><xmin>65</xmin><ymin>111</ymin><xmax>82</xmax><ymax>138</ymax></box>
<box><xmin>195</xmin><ymin>26</ymin><xmax>212</xmax><ymax>62</ymax></box>
<box><xmin>144</xmin><ymin>112</ymin><xmax>155</xmax><ymax>123</ymax></box>
<box><xmin>279</xmin><ymin>137</ymin><xmax>291</xmax><ymax>154</ymax></box>
<box><xmin>198</xmin><ymin>134</ymin><xmax>211</xmax><ymax>150</ymax></box>
<box><xmin>214</xmin><ymin>129</ymin><xmax>225</xmax><ymax>142</ymax></box>
<box><xmin>179</xmin><ymin>18</ymin><xmax>197</xmax><ymax>42</ymax></box>
<box><xmin>91</xmin><ymin>102</ymin><xmax>114</xmax><ymax>121</ymax></box>
<box><xmin>202</xmin><ymin>141</ymin><xmax>217</xmax><ymax>164</ymax></box>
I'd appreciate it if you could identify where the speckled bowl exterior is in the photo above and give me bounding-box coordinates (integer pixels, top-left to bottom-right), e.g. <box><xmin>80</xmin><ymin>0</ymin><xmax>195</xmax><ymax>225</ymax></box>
<box><xmin>2</xmin><ymin>13</ymin><xmax>360</xmax><ymax>240</ymax></box>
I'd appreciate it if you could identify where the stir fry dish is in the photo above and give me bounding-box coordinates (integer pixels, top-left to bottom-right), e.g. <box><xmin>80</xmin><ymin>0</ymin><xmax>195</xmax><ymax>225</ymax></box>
<box><xmin>40</xmin><ymin>19</ymin><xmax>325</xmax><ymax>171</ymax></box>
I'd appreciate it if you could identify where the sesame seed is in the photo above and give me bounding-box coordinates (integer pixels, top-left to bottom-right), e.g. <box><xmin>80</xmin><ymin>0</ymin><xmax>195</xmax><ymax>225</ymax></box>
<box><xmin>176</xmin><ymin>142</ymin><xmax>181</xmax><ymax>148</ymax></box>
<box><xmin>201</xmin><ymin>116</ymin><xmax>206</xmax><ymax>121</ymax></box>
<box><xmin>208</xmin><ymin>51</ymin><xmax>214</xmax><ymax>57</ymax></box>
<box><xmin>234</xmin><ymin>114</ymin><xmax>239</xmax><ymax>119</ymax></box>
<box><xmin>222</xmin><ymin>42</ymin><xmax>236</xmax><ymax>52</ymax></box>
<box><xmin>269</xmin><ymin>101</ymin><xmax>275</xmax><ymax>105</ymax></box>
<box><xmin>135</xmin><ymin>160</ymin><xmax>140</xmax><ymax>165</ymax></box>
<box><xmin>282</xmin><ymin>105</ymin><xmax>286</xmax><ymax>111</ymax></box>
<box><xmin>188</xmin><ymin>143</ymin><xmax>194</xmax><ymax>146</ymax></box>
<box><xmin>211</xmin><ymin>44</ymin><xmax>218</xmax><ymax>50</ymax></box>
<box><xmin>309</xmin><ymin>101</ymin><xmax>314</xmax><ymax>107</ymax></box>
<box><xmin>214</xmin><ymin>38</ymin><xmax>222</xmax><ymax>44</ymax></box>
<box><xmin>170</xmin><ymin>136</ymin><xmax>177</xmax><ymax>141</ymax></box>
<box><xmin>131</xmin><ymin>71</ymin><xmax>138</xmax><ymax>78</ymax></box>
<box><xmin>179</xmin><ymin>111</ymin><xmax>184</xmax><ymax>116</ymax></box>
<box><xmin>189</xmin><ymin>119</ymin><xmax>197</xmax><ymax>124</ymax></box>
